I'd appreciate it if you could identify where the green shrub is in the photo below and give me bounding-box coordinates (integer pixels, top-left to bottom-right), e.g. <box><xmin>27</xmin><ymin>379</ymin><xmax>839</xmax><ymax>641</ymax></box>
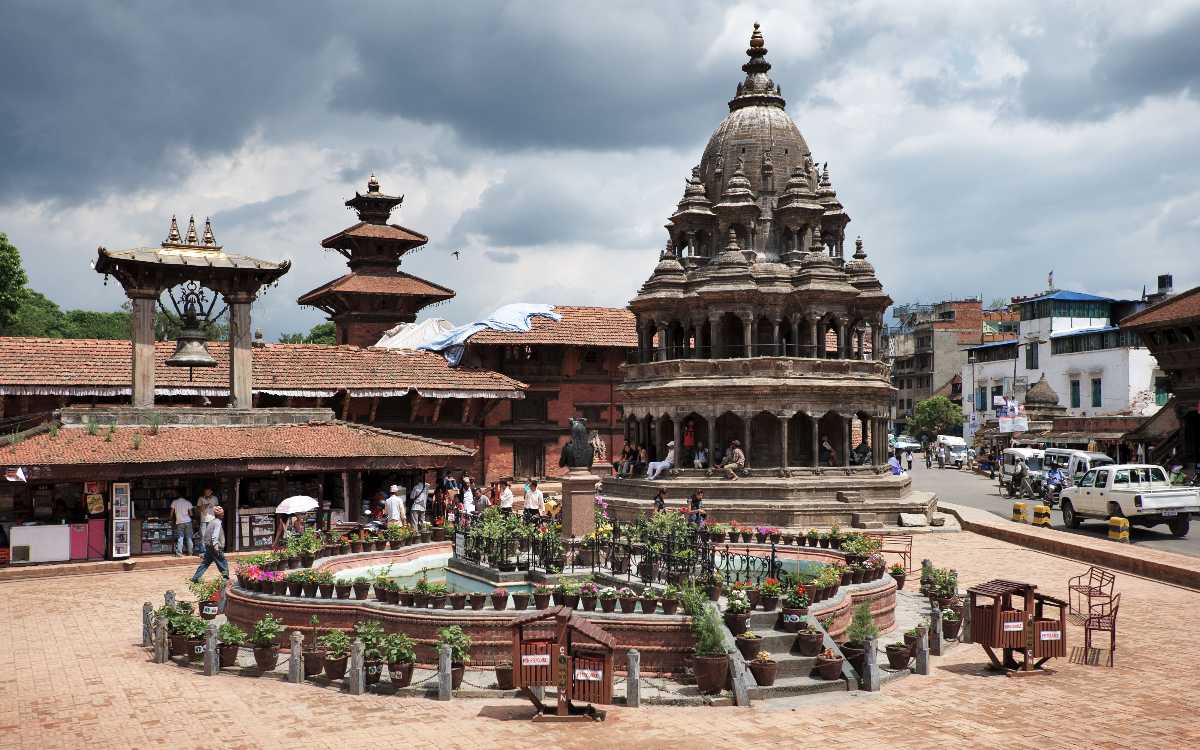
<box><xmin>218</xmin><ymin>623</ymin><xmax>247</xmax><ymax>646</ymax></box>
<box><xmin>252</xmin><ymin>614</ymin><xmax>285</xmax><ymax>647</ymax></box>
<box><xmin>846</xmin><ymin>603</ymin><xmax>878</xmax><ymax>645</ymax></box>
<box><xmin>437</xmin><ymin>625</ymin><xmax>472</xmax><ymax>663</ymax></box>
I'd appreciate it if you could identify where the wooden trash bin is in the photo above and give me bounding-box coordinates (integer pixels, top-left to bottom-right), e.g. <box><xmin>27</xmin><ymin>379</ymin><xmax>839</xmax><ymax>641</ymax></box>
<box><xmin>966</xmin><ymin>579</ymin><xmax>1064</xmax><ymax>677</ymax></box>
<box><xmin>511</xmin><ymin>606</ymin><xmax>615</xmax><ymax>721</ymax></box>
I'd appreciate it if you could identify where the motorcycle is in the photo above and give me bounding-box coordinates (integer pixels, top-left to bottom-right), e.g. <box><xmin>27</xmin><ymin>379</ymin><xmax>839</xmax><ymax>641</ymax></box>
<box><xmin>1041</xmin><ymin>477</ymin><xmax>1064</xmax><ymax>508</ymax></box>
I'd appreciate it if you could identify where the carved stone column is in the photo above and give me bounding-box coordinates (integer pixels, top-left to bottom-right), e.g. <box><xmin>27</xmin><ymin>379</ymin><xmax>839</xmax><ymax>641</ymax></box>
<box><xmin>779</xmin><ymin>414</ymin><xmax>789</xmax><ymax>469</ymax></box>
<box><xmin>709</xmin><ymin>313</ymin><xmax>723</xmax><ymax>359</ymax></box>
<box><xmin>227</xmin><ymin>292</ymin><xmax>254</xmax><ymax>409</ymax></box>
<box><xmin>772</xmin><ymin>319</ymin><xmax>781</xmax><ymax>355</ymax></box>
<box><xmin>811</xmin><ymin>416</ymin><xmax>820</xmax><ymax>468</ymax></box>
<box><xmin>843</xmin><ymin>415</ymin><xmax>852</xmax><ymax>467</ymax></box>
<box><xmin>743</xmin><ymin>415</ymin><xmax>752</xmax><ymax>467</ymax></box>
<box><xmin>810</xmin><ymin>318</ymin><xmax>821</xmax><ymax>358</ymax></box>
<box><xmin>742</xmin><ymin>315</ymin><xmax>753</xmax><ymax>358</ymax></box>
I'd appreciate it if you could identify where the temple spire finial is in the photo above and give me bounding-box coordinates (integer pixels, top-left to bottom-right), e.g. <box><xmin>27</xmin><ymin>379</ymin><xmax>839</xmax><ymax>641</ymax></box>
<box><xmin>184</xmin><ymin>216</ymin><xmax>198</xmax><ymax>244</ymax></box>
<box><xmin>854</xmin><ymin>235</ymin><xmax>866</xmax><ymax>259</ymax></box>
<box><xmin>367</xmin><ymin>173</ymin><xmax>380</xmax><ymax>193</ymax></box>
<box><xmin>201</xmin><ymin>217</ymin><xmax>217</xmax><ymax>246</ymax></box>
<box><xmin>166</xmin><ymin>215</ymin><xmax>181</xmax><ymax>244</ymax></box>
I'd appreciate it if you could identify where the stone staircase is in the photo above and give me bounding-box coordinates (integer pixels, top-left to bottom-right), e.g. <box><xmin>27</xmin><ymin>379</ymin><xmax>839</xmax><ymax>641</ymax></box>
<box><xmin>737</xmin><ymin>608</ymin><xmax>849</xmax><ymax>699</ymax></box>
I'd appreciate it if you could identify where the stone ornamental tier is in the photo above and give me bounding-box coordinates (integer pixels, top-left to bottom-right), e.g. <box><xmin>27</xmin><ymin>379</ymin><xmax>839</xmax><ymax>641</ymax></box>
<box><xmin>603</xmin><ymin>24</ymin><xmax>933</xmax><ymax>528</ymax></box>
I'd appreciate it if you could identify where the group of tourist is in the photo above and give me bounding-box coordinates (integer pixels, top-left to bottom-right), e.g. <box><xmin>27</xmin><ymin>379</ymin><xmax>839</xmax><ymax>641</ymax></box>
<box><xmin>615</xmin><ymin>437</ymin><xmax>748</xmax><ymax>481</ymax></box>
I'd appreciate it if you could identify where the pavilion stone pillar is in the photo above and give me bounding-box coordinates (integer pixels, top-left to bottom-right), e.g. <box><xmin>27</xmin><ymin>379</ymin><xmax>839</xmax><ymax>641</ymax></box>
<box><xmin>810</xmin><ymin>318</ymin><xmax>820</xmax><ymax>357</ymax></box>
<box><xmin>837</xmin><ymin>319</ymin><xmax>849</xmax><ymax>359</ymax></box>
<box><xmin>227</xmin><ymin>293</ymin><xmax>254</xmax><ymax>409</ymax></box>
<box><xmin>843</xmin><ymin>416</ymin><xmax>852</xmax><ymax>467</ymax></box>
<box><xmin>872</xmin><ymin>325</ymin><xmax>883</xmax><ymax>361</ymax></box>
<box><xmin>811</xmin><ymin>417</ymin><xmax>820</xmax><ymax>468</ymax></box>
<box><xmin>779</xmin><ymin>414</ymin><xmax>789</xmax><ymax>469</ymax></box>
<box><xmin>707</xmin><ymin>411</ymin><xmax>719</xmax><ymax>468</ymax></box>
<box><xmin>673</xmin><ymin>417</ymin><xmax>683</xmax><ymax>467</ymax></box>
<box><xmin>742</xmin><ymin>415</ymin><xmax>752</xmax><ymax>466</ymax></box>
<box><xmin>772</xmin><ymin>319</ymin><xmax>781</xmax><ymax>355</ymax></box>
<box><xmin>130</xmin><ymin>293</ymin><xmax>157</xmax><ymax>408</ymax></box>
<box><xmin>742</xmin><ymin>315</ymin><xmax>753</xmax><ymax>358</ymax></box>
<box><xmin>657</xmin><ymin>320</ymin><xmax>668</xmax><ymax>362</ymax></box>
<box><xmin>709</xmin><ymin>314</ymin><xmax>722</xmax><ymax>359</ymax></box>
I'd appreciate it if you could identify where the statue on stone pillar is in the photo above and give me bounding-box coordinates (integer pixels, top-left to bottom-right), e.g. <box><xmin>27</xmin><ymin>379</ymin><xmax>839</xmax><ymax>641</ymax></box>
<box><xmin>559</xmin><ymin>417</ymin><xmax>596</xmax><ymax>469</ymax></box>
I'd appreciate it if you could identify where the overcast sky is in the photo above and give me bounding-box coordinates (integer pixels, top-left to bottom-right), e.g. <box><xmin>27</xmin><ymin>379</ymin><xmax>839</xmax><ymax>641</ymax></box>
<box><xmin>1</xmin><ymin>1</ymin><xmax>1198</xmax><ymax>339</ymax></box>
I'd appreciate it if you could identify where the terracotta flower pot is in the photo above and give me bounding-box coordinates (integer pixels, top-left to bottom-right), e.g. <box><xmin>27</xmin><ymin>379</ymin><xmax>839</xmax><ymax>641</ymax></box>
<box><xmin>579</xmin><ymin>596</ymin><xmax>597</xmax><ymax>611</ymax></box>
<box><xmin>468</xmin><ymin>594</ymin><xmax>486</xmax><ymax>610</ymax></box>
<box><xmin>335</xmin><ymin>584</ymin><xmax>351</xmax><ymax>599</ymax></box>
<box><xmin>353</xmin><ymin>583</ymin><xmax>370</xmax><ymax>600</ymax></box>
<box><xmin>778</xmin><ymin>607</ymin><xmax>807</xmax><ymax>633</ymax></box>
<box><xmin>303</xmin><ymin>650</ymin><xmax>324</xmax><ymax>678</ymax></box>
<box><xmin>218</xmin><ymin>642</ymin><xmax>240</xmax><ymax>668</ymax></box>
<box><xmin>491</xmin><ymin>593</ymin><xmax>509</xmax><ymax>610</ymax></box>
<box><xmin>748</xmin><ymin>660</ymin><xmax>777</xmax><ymax>687</ymax></box>
<box><xmin>893</xmin><ymin>572</ymin><xmax>906</xmax><ymax>590</ymax></box>
<box><xmin>724</xmin><ymin>612</ymin><xmax>751</xmax><ymax>634</ymax></box>
<box><xmin>885</xmin><ymin>644</ymin><xmax>911</xmax><ymax>670</ymax></box>
<box><xmin>600</xmin><ymin>598</ymin><xmax>617</xmax><ymax>613</ymax></box>
<box><xmin>450</xmin><ymin>593</ymin><xmax>467</xmax><ymax>610</ymax></box>
<box><xmin>512</xmin><ymin>593</ymin><xmax>530</xmax><ymax>610</ymax></box>
<box><xmin>364</xmin><ymin>658</ymin><xmax>383</xmax><ymax>686</ymax></box>
<box><xmin>253</xmin><ymin>646</ymin><xmax>280</xmax><ymax>673</ymax></box>
<box><xmin>168</xmin><ymin>634</ymin><xmax>188</xmax><ymax>656</ymax></box>
<box><xmin>324</xmin><ymin>654</ymin><xmax>348</xmax><ymax>680</ymax></box>
<box><xmin>619</xmin><ymin>597</ymin><xmax>638</xmax><ymax>614</ymax></box>
<box><xmin>639</xmin><ymin>597</ymin><xmax>657</xmax><ymax>614</ymax></box>
<box><xmin>841</xmin><ymin>642</ymin><xmax>866</xmax><ymax>675</ymax></box>
<box><xmin>562</xmin><ymin>594</ymin><xmax>580</xmax><ymax>609</ymax></box>
<box><xmin>495</xmin><ymin>664</ymin><xmax>515</xmax><ymax>690</ymax></box>
<box><xmin>794</xmin><ymin>629</ymin><xmax>823</xmax><ymax>656</ymax></box>
<box><xmin>430</xmin><ymin>594</ymin><xmax>447</xmax><ymax>609</ymax></box>
<box><xmin>386</xmin><ymin>589</ymin><xmax>400</xmax><ymax>605</ymax></box>
<box><xmin>943</xmin><ymin>617</ymin><xmax>962</xmax><ymax>640</ymax></box>
<box><xmin>533</xmin><ymin>593</ymin><xmax>552</xmax><ymax>609</ymax></box>
<box><xmin>319</xmin><ymin>583</ymin><xmax>334</xmax><ymax>598</ymax></box>
<box><xmin>450</xmin><ymin>662</ymin><xmax>465</xmax><ymax>690</ymax></box>
<box><xmin>185</xmin><ymin>638</ymin><xmax>205</xmax><ymax>662</ymax></box>
<box><xmin>661</xmin><ymin>598</ymin><xmax>680</xmax><ymax>615</ymax></box>
<box><xmin>815</xmin><ymin>655</ymin><xmax>843</xmax><ymax>680</ymax></box>
<box><xmin>432</xmin><ymin>527</ymin><xmax>446</xmax><ymax>542</ymax></box>
<box><xmin>693</xmin><ymin>654</ymin><xmax>729</xmax><ymax>695</ymax></box>
<box><xmin>707</xmin><ymin>583</ymin><xmax>723</xmax><ymax>602</ymax></box>
<box><xmin>746</xmin><ymin>589</ymin><xmax>761</xmax><ymax>609</ymax></box>
<box><xmin>302</xmin><ymin>582</ymin><xmax>318</xmax><ymax>597</ymax></box>
<box><xmin>759</xmin><ymin>595</ymin><xmax>779</xmax><ymax>612</ymax></box>
<box><xmin>389</xmin><ymin>539</ymin><xmax>402</xmax><ymax>550</ymax></box>
<box><xmin>735</xmin><ymin>636</ymin><xmax>761</xmax><ymax>661</ymax></box>
<box><xmin>351</xmin><ymin>541</ymin><xmax>364</xmax><ymax>553</ymax></box>
<box><xmin>389</xmin><ymin>661</ymin><xmax>414</xmax><ymax>687</ymax></box>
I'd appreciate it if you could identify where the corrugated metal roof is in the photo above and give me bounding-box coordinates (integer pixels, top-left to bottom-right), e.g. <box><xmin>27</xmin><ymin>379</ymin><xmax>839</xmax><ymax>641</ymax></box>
<box><xmin>1049</xmin><ymin>325</ymin><xmax>1120</xmax><ymax>339</ymax></box>
<box><xmin>1019</xmin><ymin>290</ymin><xmax>1115</xmax><ymax>304</ymax></box>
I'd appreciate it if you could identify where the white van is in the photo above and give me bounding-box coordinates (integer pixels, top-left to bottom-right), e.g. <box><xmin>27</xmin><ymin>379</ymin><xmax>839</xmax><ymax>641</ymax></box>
<box><xmin>1042</xmin><ymin>449</ymin><xmax>1114</xmax><ymax>487</ymax></box>
<box><xmin>999</xmin><ymin>447</ymin><xmax>1045</xmax><ymax>497</ymax></box>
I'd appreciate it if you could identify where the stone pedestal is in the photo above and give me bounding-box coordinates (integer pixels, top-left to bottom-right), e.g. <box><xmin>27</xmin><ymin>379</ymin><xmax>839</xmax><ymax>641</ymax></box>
<box><xmin>560</xmin><ymin>468</ymin><xmax>599</xmax><ymax>540</ymax></box>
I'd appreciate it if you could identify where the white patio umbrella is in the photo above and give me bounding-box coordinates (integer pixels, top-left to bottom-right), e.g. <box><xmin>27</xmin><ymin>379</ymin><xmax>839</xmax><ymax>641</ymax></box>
<box><xmin>276</xmin><ymin>495</ymin><xmax>319</xmax><ymax>515</ymax></box>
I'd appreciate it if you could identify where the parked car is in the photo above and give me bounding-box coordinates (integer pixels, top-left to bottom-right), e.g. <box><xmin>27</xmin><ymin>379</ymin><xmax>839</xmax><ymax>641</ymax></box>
<box><xmin>998</xmin><ymin>447</ymin><xmax>1045</xmax><ymax>497</ymax></box>
<box><xmin>1042</xmin><ymin>448</ymin><xmax>1113</xmax><ymax>487</ymax></box>
<box><xmin>1060</xmin><ymin>464</ymin><xmax>1199</xmax><ymax>538</ymax></box>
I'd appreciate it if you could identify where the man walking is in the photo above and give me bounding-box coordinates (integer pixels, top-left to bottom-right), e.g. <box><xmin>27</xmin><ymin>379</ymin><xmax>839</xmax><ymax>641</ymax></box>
<box><xmin>409</xmin><ymin>475</ymin><xmax>428</xmax><ymax>528</ymax></box>
<box><xmin>384</xmin><ymin>485</ymin><xmax>407</xmax><ymax>525</ymax></box>
<box><xmin>190</xmin><ymin>506</ymin><xmax>228</xmax><ymax>582</ymax></box>
<box><xmin>170</xmin><ymin>491</ymin><xmax>193</xmax><ymax>557</ymax></box>
<box><xmin>722</xmin><ymin>440</ymin><xmax>746</xmax><ymax>480</ymax></box>
<box><xmin>499</xmin><ymin>479</ymin><xmax>515</xmax><ymax>515</ymax></box>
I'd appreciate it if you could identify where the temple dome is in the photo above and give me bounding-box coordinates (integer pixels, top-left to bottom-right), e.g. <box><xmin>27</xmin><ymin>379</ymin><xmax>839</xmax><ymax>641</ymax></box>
<box><xmin>1025</xmin><ymin>373</ymin><xmax>1060</xmax><ymax>407</ymax></box>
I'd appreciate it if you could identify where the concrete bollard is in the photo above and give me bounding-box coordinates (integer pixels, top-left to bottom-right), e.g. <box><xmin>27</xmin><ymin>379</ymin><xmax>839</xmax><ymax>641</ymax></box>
<box><xmin>348</xmin><ymin>639</ymin><xmax>365</xmax><ymax>695</ymax></box>
<box><xmin>930</xmin><ymin>605</ymin><xmax>943</xmax><ymax>656</ymax></box>
<box><xmin>1011</xmin><ymin>502</ymin><xmax>1028</xmax><ymax>524</ymax></box>
<box><xmin>142</xmin><ymin>603</ymin><xmax>154</xmax><ymax>647</ymax></box>
<box><xmin>626</xmin><ymin>649</ymin><xmax>641</xmax><ymax>707</ymax></box>
<box><xmin>203</xmin><ymin>622</ymin><xmax>220</xmax><ymax>676</ymax></box>
<box><xmin>1033</xmin><ymin>504</ymin><xmax>1053</xmax><ymax>528</ymax></box>
<box><xmin>1107</xmin><ymin>516</ymin><xmax>1130</xmax><ymax>543</ymax></box>
<box><xmin>961</xmin><ymin>600</ymin><xmax>973</xmax><ymax>645</ymax></box>
<box><xmin>861</xmin><ymin>635</ymin><xmax>881</xmax><ymax>692</ymax></box>
<box><xmin>288</xmin><ymin>631</ymin><xmax>304</xmax><ymax>684</ymax></box>
<box><xmin>914</xmin><ymin>627</ymin><xmax>930</xmax><ymax>675</ymax></box>
<box><xmin>437</xmin><ymin>644</ymin><xmax>453</xmax><ymax>701</ymax></box>
<box><xmin>153</xmin><ymin>618</ymin><xmax>170</xmax><ymax>664</ymax></box>
<box><xmin>164</xmin><ymin>590</ymin><xmax>176</xmax><ymax>607</ymax></box>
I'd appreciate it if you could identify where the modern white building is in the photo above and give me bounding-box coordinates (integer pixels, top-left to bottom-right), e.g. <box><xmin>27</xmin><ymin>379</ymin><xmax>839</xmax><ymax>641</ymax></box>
<box><xmin>962</xmin><ymin>289</ymin><xmax>1165</xmax><ymax>443</ymax></box>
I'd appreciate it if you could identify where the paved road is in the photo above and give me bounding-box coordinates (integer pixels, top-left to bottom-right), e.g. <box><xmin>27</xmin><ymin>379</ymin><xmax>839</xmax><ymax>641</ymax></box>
<box><xmin>907</xmin><ymin>458</ymin><xmax>1200</xmax><ymax>559</ymax></box>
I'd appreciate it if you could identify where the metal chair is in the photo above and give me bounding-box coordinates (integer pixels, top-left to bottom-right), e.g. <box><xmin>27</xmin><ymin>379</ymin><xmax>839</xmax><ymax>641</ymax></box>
<box><xmin>1067</xmin><ymin>566</ymin><xmax>1115</xmax><ymax>622</ymax></box>
<box><xmin>1082</xmin><ymin>592</ymin><xmax>1120</xmax><ymax>667</ymax></box>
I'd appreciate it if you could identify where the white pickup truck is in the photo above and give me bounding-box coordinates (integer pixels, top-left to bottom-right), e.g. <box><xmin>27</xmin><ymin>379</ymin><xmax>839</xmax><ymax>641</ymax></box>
<box><xmin>1060</xmin><ymin>464</ymin><xmax>1200</xmax><ymax>538</ymax></box>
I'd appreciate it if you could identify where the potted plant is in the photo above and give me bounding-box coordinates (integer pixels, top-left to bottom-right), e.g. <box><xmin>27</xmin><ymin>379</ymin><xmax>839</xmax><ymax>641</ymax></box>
<box><xmin>350</xmin><ymin>533</ymin><xmax>365</xmax><ymax>554</ymax></box>
<box><xmin>805</xmin><ymin>528</ymin><xmax>818</xmax><ymax>547</ymax></box>
<box><xmin>419</xmin><ymin>524</ymin><xmax>432</xmax><ymax>544</ymax></box>
<box><xmin>301</xmin><ymin>615</ymin><xmax>324</xmax><ymax>678</ymax></box>
<box><xmin>755</xmin><ymin>526</ymin><xmax>768</xmax><ymax>544</ymax></box>
<box><xmin>942</xmin><ymin>608</ymin><xmax>962</xmax><ymax>640</ymax></box>
<box><xmin>491</xmin><ymin>587</ymin><xmax>510</xmax><ymax>611</ymax></box>
<box><xmin>467</xmin><ymin>590</ymin><xmax>486</xmax><ymax>610</ymax></box>
<box><xmin>578</xmin><ymin>582</ymin><xmax>600</xmax><ymax>611</ymax></box>
<box><xmin>769</xmin><ymin>527</ymin><xmax>782</xmax><ymax>544</ymax></box>
<box><xmin>735</xmin><ymin>630</ymin><xmax>762</xmax><ymax>660</ymax></box>
<box><xmin>217</xmin><ymin>622</ymin><xmax>245</xmax><ymax>669</ymax></box>
<box><xmin>412</xmin><ymin>577</ymin><xmax>431</xmax><ymax>608</ymax></box>
<box><xmin>890</xmin><ymin>563</ymin><xmax>906</xmax><ymax>590</ymax></box>
<box><xmin>431</xmin><ymin>518</ymin><xmax>447</xmax><ymax>542</ymax></box>
<box><xmin>334</xmin><ymin>577</ymin><xmax>352</xmax><ymax>599</ymax></box>
<box><xmin>437</xmin><ymin>625</ymin><xmax>472</xmax><ymax>690</ymax></box>
<box><xmin>532</xmin><ymin>584</ymin><xmax>553</xmax><ymax>609</ymax></box>
<box><xmin>779</xmin><ymin>587</ymin><xmax>810</xmax><ymax>633</ymax></box>
<box><xmin>828</xmin><ymin>525</ymin><xmax>843</xmax><ymax>550</ymax></box>
<box><xmin>840</xmin><ymin>603</ymin><xmax>877</xmax><ymax>675</ymax></box>
<box><xmin>381</xmin><ymin>632</ymin><xmax>416</xmax><ymax>687</ymax></box>
<box><xmin>315</xmin><ymin>570</ymin><xmax>335</xmax><ymax>598</ymax></box>
<box><xmin>749</xmin><ymin>651</ymin><xmax>778</xmax><ymax>686</ymax></box>
<box><xmin>815</xmin><ymin>647</ymin><xmax>844</xmax><ymax>680</ymax></box>
<box><xmin>885</xmin><ymin>641</ymin><xmax>912</xmax><ymax>670</ymax></box>
<box><xmin>758</xmin><ymin>578</ymin><xmax>782</xmax><ymax>612</ymax></box>
<box><xmin>318</xmin><ymin>629</ymin><xmax>351</xmax><ymax>680</ymax></box>
<box><xmin>301</xmin><ymin>570</ymin><xmax>319</xmax><ymax>598</ymax></box>
<box><xmin>251</xmin><ymin>614</ymin><xmax>285</xmax><ymax>672</ymax></box>
<box><xmin>188</xmin><ymin>578</ymin><xmax>223</xmax><ymax>620</ymax></box>
<box><xmin>449</xmin><ymin>591</ymin><xmax>467</xmax><ymax>610</ymax></box>
<box><xmin>179</xmin><ymin>615</ymin><xmax>208</xmax><ymax>662</ymax></box>
<box><xmin>781</xmin><ymin>530</ymin><xmax>795</xmax><ymax>545</ymax></box>
<box><xmin>354</xmin><ymin>620</ymin><xmax>386</xmax><ymax>685</ymax></box>
<box><xmin>903</xmin><ymin>627</ymin><xmax>920</xmax><ymax>655</ymax></box>
<box><xmin>723</xmin><ymin>589</ymin><xmax>752</xmax><ymax>634</ymax></box>
<box><xmin>352</xmin><ymin>576</ymin><xmax>370</xmax><ymax>600</ymax></box>
<box><xmin>494</xmin><ymin>660</ymin><xmax>515</xmax><ymax>690</ymax></box>
<box><xmin>428</xmin><ymin>583</ymin><xmax>449</xmax><ymax>610</ymax></box>
<box><xmin>639</xmin><ymin>588</ymin><xmax>658</xmax><ymax>615</ymax></box>
<box><xmin>703</xmin><ymin>571</ymin><xmax>723</xmax><ymax>602</ymax></box>
<box><xmin>660</xmin><ymin>585</ymin><xmax>681</xmax><ymax>615</ymax></box>
<box><xmin>615</xmin><ymin>586</ymin><xmax>636</xmax><ymax>614</ymax></box>
<box><xmin>512</xmin><ymin>590</ymin><xmax>531</xmax><ymax>610</ymax></box>
<box><xmin>559</xmin><ymin>579</ymin><xmax>581</xmax><ymax>609</ymax></box>
<box><xmin>271</xmin><ymin>574</ymin><xmax>289</xmax><ymax>597</ymax></box>
<box><xmin>818</xmin><ymin>531</ymin><xmax>830</xmax><ymax>549</ymax></box>
<box><xmin>284</xmin><ymin>570</ymin><xmax>304</xmax><ymax>597</ymax></box>
<box><xmin>689</xmin><ymin>597</ymin><xmax>729</xmax><ymax>695</ymax></box>
<box><xmin>598</xmin><ymin>586</ymin><xmax>618</xmax><ymax>613</ymax></box>
<box><xmin>794</xmin><ymin>624</ymin><xmax>824</xmax><ymax>656</ymax></box>
<box><xmin>397</xmin><ymin>586</ymin><xmax>414</xmax><ymax>607</ymax></box>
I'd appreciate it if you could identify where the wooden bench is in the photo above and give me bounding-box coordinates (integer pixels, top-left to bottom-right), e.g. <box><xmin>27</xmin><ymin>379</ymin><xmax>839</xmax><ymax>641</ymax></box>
<box><xmin>866</xmin><ymin>533</ymin><xmax>913</xmax><ymax>573</ymax></box>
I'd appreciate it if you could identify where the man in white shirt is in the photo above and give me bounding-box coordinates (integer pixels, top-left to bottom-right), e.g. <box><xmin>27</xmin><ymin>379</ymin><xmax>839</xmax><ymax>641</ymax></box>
<box><xmin>499</xmin><ymin>480</ymin><xmax>515</xmax><ymax>515</ymax></box>
<box><xmin>384</xmin><ymin>485</ymin><xmax>407</xmax><ymax>525</ymax></box>
<box><xmin>409</xmin><ymin>476</ymin><xmax>428</xmax><ymax>528</ymax></box>
<box><xmin>170</xmin><ymin>492</ymin><xmax>193</xmax><ymax>557</ymax></box>
<box><xmin>647</xmin><ymin>441</ymin><xmax>676</xmax><ymax>480</ymax></box>
<box><xmin>460</xmin><ymin>477</ymin><xmax>475</xmax><ymax>515</ymax></box>
<box><xmin>693</xmin><ymin>444</ymin><xmax>708</xmax><ymax>470</ymax></box>
<box><xmin>523</xmin><ymin>479</ymin><xmax>545</xmax><ymax>521</ymax></box>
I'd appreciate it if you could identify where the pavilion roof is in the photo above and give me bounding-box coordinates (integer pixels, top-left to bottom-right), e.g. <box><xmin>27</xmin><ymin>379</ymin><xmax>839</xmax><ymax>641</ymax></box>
<box><xmin>1120</xmin><ymin>285</ymin><xmax>1200</xmax><ymax>329</ymax></box>
<box><xmin>297</xmin><ymin>271</ymin><xmax>454</xmax><ymax>306</ymax></box>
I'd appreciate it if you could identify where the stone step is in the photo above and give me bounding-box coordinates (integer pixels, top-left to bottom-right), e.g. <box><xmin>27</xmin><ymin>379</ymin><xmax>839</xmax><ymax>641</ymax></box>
<box><xmin>746</xmin><ymin>672</ymin><xmax>847</xmax><ymax>700</ymax></box>
<box><xmin>772</xmin><ymin>653</ymin><xmax>819</xmax><ymax>678</ymax></box>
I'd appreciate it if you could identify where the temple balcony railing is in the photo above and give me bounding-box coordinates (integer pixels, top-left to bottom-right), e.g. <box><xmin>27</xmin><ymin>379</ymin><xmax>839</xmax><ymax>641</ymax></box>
<box><xmin>622</xmin><ymin>355</ymin><xmax>892</xmax><ymax>384</ymax></box>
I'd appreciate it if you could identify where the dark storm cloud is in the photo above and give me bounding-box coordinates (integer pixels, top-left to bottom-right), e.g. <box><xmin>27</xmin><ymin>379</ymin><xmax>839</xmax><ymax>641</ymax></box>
<box><xmin>1017</xmin><ymin>7</ymin><xmax>1200</xmax><ymax>121</ymax></box>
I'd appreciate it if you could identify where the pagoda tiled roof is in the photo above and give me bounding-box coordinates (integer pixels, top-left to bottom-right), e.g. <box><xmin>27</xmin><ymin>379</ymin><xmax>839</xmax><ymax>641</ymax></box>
<box><xmin>297</xmin><ymin>271</ymin><xmax>455</xmax><ymax>305</ymax></box>
<box><xmin>320</xmin><ymin>221</ymin><xmax>428</xmax><ymax>249</ymax></box>
<box><xmin>1120</xmin><ymin>286</ymin><xmax>1200</xmax><ymax>328</ymax></box>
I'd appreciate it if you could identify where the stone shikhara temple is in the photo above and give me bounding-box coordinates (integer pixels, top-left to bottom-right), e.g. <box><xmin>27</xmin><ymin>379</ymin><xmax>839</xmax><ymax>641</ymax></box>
<box><xmin>606</xmin><ymin>24</ymin><xmax>934</xmax><ymax>527</ymax></box>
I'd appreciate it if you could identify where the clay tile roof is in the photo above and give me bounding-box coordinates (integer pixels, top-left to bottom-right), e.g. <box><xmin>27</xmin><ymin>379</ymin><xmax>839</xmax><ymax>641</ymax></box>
<box><xmin>320</xmin><ymin>221</ymin><xmax>428</xmax><ymax>248</ymax></box>
<box><xmin>0</xmin><ymin>338</ymin><xmax>525</xmax><ymax>398</ymax></box>
<box><xmin>297</xmin><ymin>271</ymin><xmax>455</xmax><ymax>305</ymax></box>
<box><xmin>468</xmin><ymin>306</ymin><xmax>637</xmax><ymax>348</ymax></box>
<box><xmin>4</xmin><ymin>421</ymin><xmax>472</xmax><ymax>470</ymax></box>
<box><xmin>1120</xmin><ymin>285</ymin><xmax>1200</xmax><ymax>329</ymax></box>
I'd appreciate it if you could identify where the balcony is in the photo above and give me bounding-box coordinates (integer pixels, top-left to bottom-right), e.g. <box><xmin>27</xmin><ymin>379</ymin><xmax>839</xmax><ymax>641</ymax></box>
<box><xmin>623</xmin><ymin>356</ymin><xmax>892</xmax><ymax>385</ymax></box>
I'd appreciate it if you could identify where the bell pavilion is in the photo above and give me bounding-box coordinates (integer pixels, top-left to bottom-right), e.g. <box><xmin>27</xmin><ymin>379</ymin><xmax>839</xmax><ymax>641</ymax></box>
<box><xmin>603</xmin><ymin>24</ymin><xmax>933</xmax><ymax>528</ymax></box>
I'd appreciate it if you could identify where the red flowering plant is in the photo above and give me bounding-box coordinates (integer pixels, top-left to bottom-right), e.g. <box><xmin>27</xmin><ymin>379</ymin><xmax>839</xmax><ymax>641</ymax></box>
<box><xmin>759</xmin><ymin>578</ymin><xmax>783</xmax><ymax>597</ymax></box>
<box><xmin>730</xmin><ymin>580</ymin><xmax>756</xmax><ymax>593</ymax></box>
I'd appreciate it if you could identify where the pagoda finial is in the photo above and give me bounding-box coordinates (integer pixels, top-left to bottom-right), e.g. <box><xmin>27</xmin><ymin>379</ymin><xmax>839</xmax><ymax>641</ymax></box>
<box><xmin>725</xmin><ymin>228</ymin><xmax>740</xmax><ymax>251</ymax></box>
<box><xmin>854</xmin><ymin>235</ymin><xmax>866</xmax><ymax>259</ymax></box>
<box><xmin>201</xmin><ymin>217</ymin><xmax>217</xmax><ymax>246</ymax></box>
<box><xmin>367</xmin><ymin>173</ymin><xmax>380</xmax><ymax>193</ymax></box>
<box><xmin>750</xmin><ymin>22</ymin><xmax>764</xmax><ymax>49</ymax></box>
<box><xmin>821</xmin><ymin>163</ymin><xmax>831</xmax><ymax>187</ymax></box>
<box><xmin>166</xmin><ymin>215</ymin><xmax>181</xmax><ymax>244</ymax></box>
<box><xmin>184</xmin><ymin>216</ymin><xmax>198</xmax><ymax>244</ymax></box>
<box><xmin>729</xmin><ymin>22</ymin><xmax>784</xmax><ymax>111</ymax></box>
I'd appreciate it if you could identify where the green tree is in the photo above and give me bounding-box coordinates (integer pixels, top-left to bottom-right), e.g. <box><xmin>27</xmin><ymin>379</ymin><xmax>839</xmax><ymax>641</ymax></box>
<box><xmin>279</xmin><ymin>321</ymin><xmax>335</xmax><ymax>344</ymax></box>
<box><xmin>5</xmin><ymin>288</ymin><xmax>68</xmax><ymax>337</ymax></box>
<box><xmin>0</xmin><ymin>233</ymin><xmax>30</xmax><ymax>330</ymax></box>
<box><xmin>908</xmin><ymin>395</ymin><xmax>964</xmax><ymax>441</ymax></box>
